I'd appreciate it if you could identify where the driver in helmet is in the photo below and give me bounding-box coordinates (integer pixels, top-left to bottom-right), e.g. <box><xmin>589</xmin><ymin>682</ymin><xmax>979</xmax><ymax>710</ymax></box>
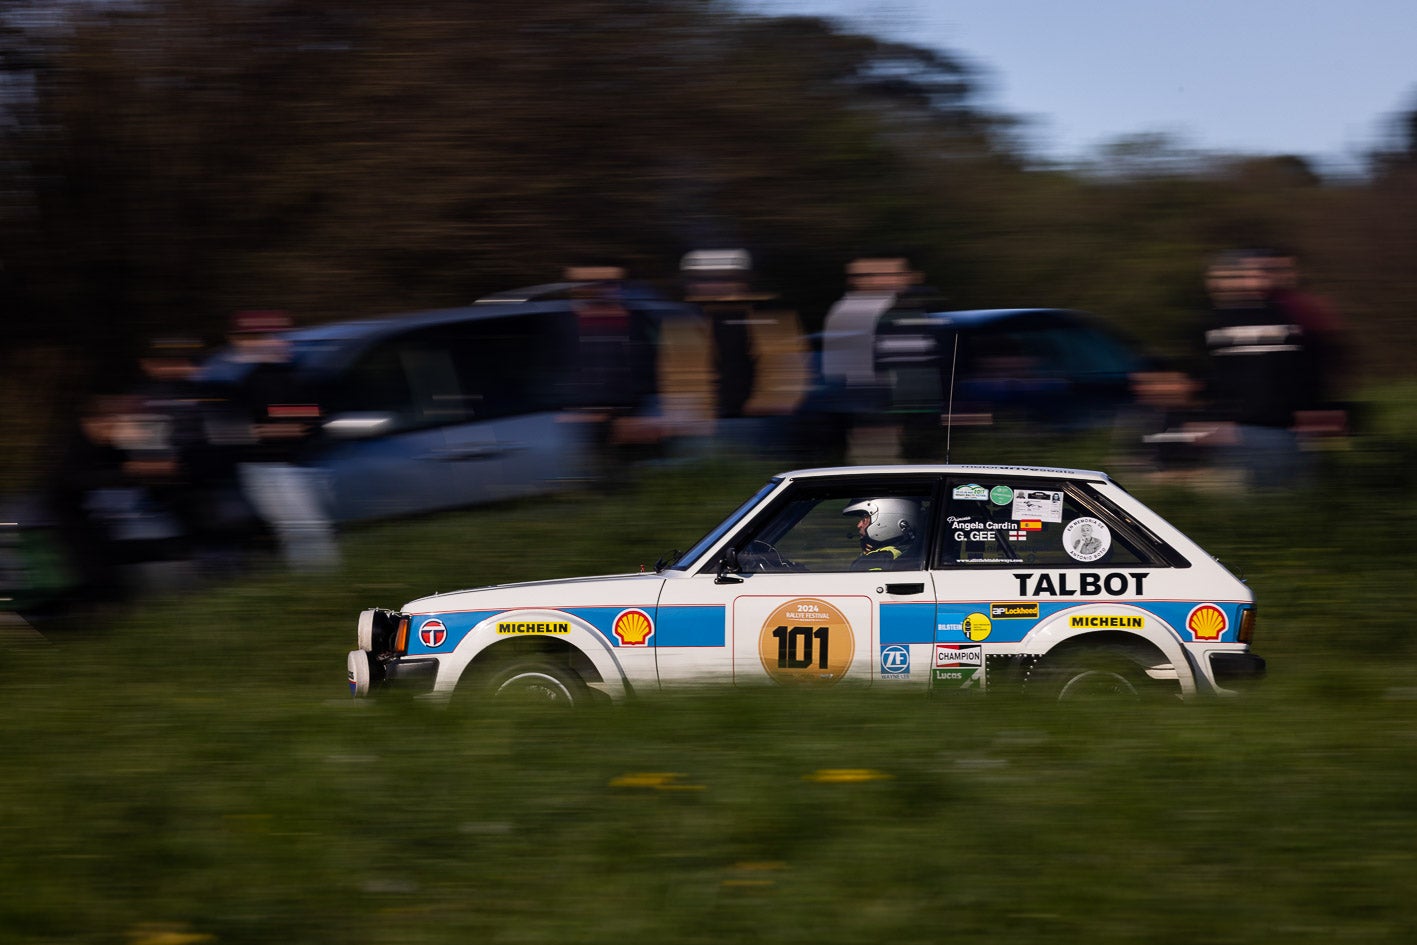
<box><xmin>843</xmin><ymin>497</ymin><xmax>922</xmax><ymax>571</ymax></box>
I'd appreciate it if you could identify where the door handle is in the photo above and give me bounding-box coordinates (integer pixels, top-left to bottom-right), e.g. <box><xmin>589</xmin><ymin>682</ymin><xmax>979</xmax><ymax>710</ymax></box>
<box><xmin>885</xmin><ymin>583</ymin><xmax>924</xmax><ymax>595</ymax></box>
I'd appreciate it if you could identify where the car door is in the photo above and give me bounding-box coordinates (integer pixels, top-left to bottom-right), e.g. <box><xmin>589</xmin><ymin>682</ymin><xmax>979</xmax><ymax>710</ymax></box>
<box><xmin>654</xmin><ymin>477</ymin><xmax>939</xmax><ymax>690</ymax></box>
<box><xmin>443</xmin><ymin>311</ymin><xmax>590</xmax><ymax>503</ymax></box>
<box><xmin>315</xmin><ymin>333</ymin><xmax>501</xmax><ymax>521</ymax></box>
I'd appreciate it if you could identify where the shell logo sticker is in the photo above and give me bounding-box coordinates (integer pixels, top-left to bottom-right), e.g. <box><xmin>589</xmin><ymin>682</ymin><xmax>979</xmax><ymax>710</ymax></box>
<box><xmin>613</xmin><ymin>608</ymin><xmax>654</xmax><ymax>646</ymax></box>
<box><xmin>418</xmin><ymin>618</ymin><xmax>448</xmax><ymax>648</ymax></box>
<box><xmin>962</xmin><ymin>612</ymin><xmax>992</xmax><ymax>641</ymax></box>
<box><xmin>758</xmin><ymin>598</ymin><xmax>855</xmax><ymax>686</ymax></box>
<box><xmin>1186</xmin><ymin>604</ymin><xmax>1228</xmax><ymax>641</ymax></box>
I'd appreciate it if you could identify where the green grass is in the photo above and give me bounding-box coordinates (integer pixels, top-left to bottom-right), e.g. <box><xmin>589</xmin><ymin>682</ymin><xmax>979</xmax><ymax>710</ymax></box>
<box><xmin>5</xmin><ymin>417</ymin><xmax>1417</xmax><ymax>944</ymax></box>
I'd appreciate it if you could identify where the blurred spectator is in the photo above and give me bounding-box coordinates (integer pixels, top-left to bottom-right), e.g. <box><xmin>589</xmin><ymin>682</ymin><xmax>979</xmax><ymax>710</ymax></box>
<box><xmin>1252</xmin><ymin>248</ymin><xmax>1352</xmax><ymax>435</ymax></box>
<box><xmin>216</xmin><ymin>310</ymin><xmax>339</xmax><ymax>572</ymax></box>
<box><xmin>45</xmin><ymin>395</ymin><xmax>145</xmax><ymax>603</ymax></box>
<box><xmin>564</xmin><ymin>265</ymin><xmax>662</xmax><ymax>474</ymax></box>
<box><xmin>126</xmin><ymin>335</ymin><xmax>212</xmax><ymax>560</ymax></box>
<box><xmin>680</xmin><ymin>249</ymin><xmax>761</xmax><ymax>419</ymax></box>
<box><xmin>819</xmin><ymin>257</ymin><xmax>940</xmax><ymax>462</ymax></box>
<box><xmin>820</xmin><ymin>257</ymin><xmax>929</xmax><ymax>395</ymax></box>
<box><xmin>1198</xmin><ymin>249</ymin><xmax>1329</xmax><ymax>487</ymax></box>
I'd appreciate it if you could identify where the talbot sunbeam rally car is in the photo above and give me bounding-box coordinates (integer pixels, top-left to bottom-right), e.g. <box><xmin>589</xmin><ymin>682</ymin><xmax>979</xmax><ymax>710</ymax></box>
<box><xmin>346</xmin><ymin>465</ymin><xmax>1264</xmax><ymax>702</ymax></box>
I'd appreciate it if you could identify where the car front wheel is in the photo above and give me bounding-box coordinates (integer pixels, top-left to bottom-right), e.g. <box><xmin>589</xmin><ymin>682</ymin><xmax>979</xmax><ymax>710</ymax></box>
<box><xmin>484</xmin><ymin>660</ymin><xmax>588</xmax><ymax>706</ymax></box>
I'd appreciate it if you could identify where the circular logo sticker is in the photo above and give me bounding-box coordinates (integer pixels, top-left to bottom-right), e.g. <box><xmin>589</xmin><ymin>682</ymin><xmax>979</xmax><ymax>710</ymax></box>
<box><xmin>759</xmin><ymin>598</ymin><xmax>855</xmax><ymax>686</ymax></box>
<box><xmin>1186</xmin><ymin>604</ymin><xmax>1228</xmax><ymax>641</ymax></box>
<box><xmin>613</xmin><ymin>608</ymin><xmax>654</xmax><ymax>646</ymax></box>
<box><xmin>962</xmin><ymin>612</ymin><xmax>992</xmax><ymax>641</ymax></box>
<box><xmin>418</xmin><ymin>618</ymin><xmax>448</xmax><ymax>648</ymax></box>
<box><xmin>1062</xmin><ymin>517</ymin><xmax>1111</xmax><ymax>563</ymax></box>
<box><xmin>989</xmin><ymin>485</ymin><xmax>1014</xmax><ymax>506</ymax></box>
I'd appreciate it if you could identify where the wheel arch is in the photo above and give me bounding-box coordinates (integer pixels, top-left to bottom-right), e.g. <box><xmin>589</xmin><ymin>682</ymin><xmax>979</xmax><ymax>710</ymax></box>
<box><xmin>1020</xmin><ymin>609</ymin><xmax>1196</xmax><ymax>697</ymax></box>
<box><xmin>434</xmin><ymin>610</ymin><xmax>629</xmax><ymax>700</ymax></box>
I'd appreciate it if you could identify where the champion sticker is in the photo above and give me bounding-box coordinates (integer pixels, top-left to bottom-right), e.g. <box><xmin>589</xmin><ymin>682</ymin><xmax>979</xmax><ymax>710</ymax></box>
<box><xmin>934</xmin><ymin>643</ymin><xmax>983</xmax><ymax>668</ymax></box>
<box><xmin>1062</xmin><ymin>517</ymin><xmax>1111</xmax><ymax>563</ymax></box>
<box><xmin>1186</xmin><ymin>604</ymin><xmax>1228</xmax><ymax>641</ymax></box>
<box><xmin>613</xmin><ymin>608</ymin><xmax>654</xmax><ymax>646</ymax></box>
<box><xmin>418</xmin><ymin>618</ymin><xmax>448</xmax><ymax>648</ymax></box>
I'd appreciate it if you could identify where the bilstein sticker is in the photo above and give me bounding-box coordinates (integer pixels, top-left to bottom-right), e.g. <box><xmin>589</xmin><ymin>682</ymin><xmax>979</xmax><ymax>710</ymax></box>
<box><xmin>758</xmin><ymin>598</ymin><xmax>855</xmax><ymax>685</ymax></box>
<box><xmin>497</xmin><ymin>620</ymin><xmax>571</xmax><ymax>635</ymax></box>
<box><xmin>962</xmin><ymin>612</ymin><xmax>992</xmax><ymax>641</ymax></box>
<box><xmin>1069</xmin><ymin>614</ymin><xmax>1144</xmax><ymax>629</ymax></box>
<box><xmin>613</xmin><ymin>609</ymin><xmax>654</xmax><ymax>646</ymax></box>
<box><xmin>991</xmin><ymin>602</ymin><xmax>1039</xmax><ymax>619</ymax></box>
<box><xmin>1186</xmin><ymin>604</ymin><xmax>1227</xmax><ymax>641</ymax></box>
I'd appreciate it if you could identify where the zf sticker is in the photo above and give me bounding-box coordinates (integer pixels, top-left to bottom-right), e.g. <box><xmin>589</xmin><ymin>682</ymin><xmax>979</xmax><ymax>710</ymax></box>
<box><xmin>880</xmin><ymin>644</ymin><xmax>910</xmax><ymax>676</ymax></box>
<box><xmin>759</xmin><ymin>598</ymin><xmax>855</xmax><ymax>685</ymax></box>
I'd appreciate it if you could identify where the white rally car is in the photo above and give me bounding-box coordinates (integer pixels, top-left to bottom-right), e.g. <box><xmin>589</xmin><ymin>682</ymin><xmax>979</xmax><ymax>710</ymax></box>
<box><xmin>346</xmin><ymin>465</ymin><xmax>1264</xmax><ymax>702</ymax></box>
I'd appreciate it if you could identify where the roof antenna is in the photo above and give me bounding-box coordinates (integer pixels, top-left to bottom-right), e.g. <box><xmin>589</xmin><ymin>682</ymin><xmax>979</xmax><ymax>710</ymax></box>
<box><xmin>944</xmin><ymin>331</ymin><xmax>959</xmax><ymax>464</ymax></box>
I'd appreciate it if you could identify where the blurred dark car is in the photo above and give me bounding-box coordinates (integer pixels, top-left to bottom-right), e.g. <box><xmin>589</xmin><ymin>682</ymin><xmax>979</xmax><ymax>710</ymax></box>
<box><xmin>809</xmin><ymin>306</ymin><xmax>1154</xmax><ymax>432</ymax></box>
<box><xmin>199</xmin><ymin>283</ymin><xmax>692</xmax><ymax>522</ymax></box>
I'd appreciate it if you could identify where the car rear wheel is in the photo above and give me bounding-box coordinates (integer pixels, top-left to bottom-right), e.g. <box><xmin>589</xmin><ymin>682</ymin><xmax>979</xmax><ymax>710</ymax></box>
<box><xmin>484</xmin><ymin>660</ymin><xmax>588</xmax><ymax>706</ymax></box>
<box><xmin>1028</xmin><ymin>647</ymin><xmax>1173</xmax><ymax>702</ymax></box>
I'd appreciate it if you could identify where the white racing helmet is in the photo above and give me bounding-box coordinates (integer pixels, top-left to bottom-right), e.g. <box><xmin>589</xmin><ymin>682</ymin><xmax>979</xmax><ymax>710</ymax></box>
<box><xmin>843</xmin><ymin>497</ymin><xmax>921</xmax><ymax>545</ymax></box>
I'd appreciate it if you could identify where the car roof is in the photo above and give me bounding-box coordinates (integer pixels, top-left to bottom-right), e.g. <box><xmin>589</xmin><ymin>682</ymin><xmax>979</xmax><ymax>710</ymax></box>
<box><xmin>774</xmin><ymin>463</ymin><xmax>1112</xmax><ymax>483</ymax></box>
<box><xmin>903</xmin><ymin>307</ymin><xmax>1091</xmax><ymax>327</ymax></box>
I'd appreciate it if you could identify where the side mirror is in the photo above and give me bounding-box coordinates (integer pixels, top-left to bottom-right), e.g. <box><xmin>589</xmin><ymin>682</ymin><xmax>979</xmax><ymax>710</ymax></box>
<box><xmin>715</xmin><ymin>547</ymin><xmax>744</xmax><ymax>585</ymax></box>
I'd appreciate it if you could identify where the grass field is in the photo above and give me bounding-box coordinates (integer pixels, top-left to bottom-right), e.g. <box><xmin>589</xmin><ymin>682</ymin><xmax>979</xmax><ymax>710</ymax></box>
<box><xmin>5</xmin><ymin>411</ymin><xmax>1417</xmax><ymax>945</ymax></box>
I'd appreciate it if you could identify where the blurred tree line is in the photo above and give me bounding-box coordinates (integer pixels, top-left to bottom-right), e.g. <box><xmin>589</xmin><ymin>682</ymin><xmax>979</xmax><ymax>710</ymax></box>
<box><xmin>1</xmin><ymin>0</ymin><xmax>1416</xmax><ymax>480</ymax></box>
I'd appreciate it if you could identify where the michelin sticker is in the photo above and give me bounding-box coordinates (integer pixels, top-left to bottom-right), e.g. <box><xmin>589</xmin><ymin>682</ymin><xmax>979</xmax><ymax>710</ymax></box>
<box><xmin>1062</xmin><ymin>516</ymin><xmax>1111</xmax><ymax>563</ymax></box>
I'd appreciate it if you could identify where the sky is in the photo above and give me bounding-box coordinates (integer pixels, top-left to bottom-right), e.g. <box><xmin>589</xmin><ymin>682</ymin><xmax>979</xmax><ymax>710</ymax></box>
<box><xmin>747</xmin><ymin>0</ymin><xmax>1417</xmax><ymax>171</ymax></box>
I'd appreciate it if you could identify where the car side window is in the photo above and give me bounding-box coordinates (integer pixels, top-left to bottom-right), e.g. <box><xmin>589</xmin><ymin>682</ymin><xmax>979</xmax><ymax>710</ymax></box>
<box><xmin>938</xmin><ymin>478</ymin><xmax>1149</xmax><ymax>568</ymax></box>
<box><xmin>326</xmin><ymin>336</ymin><xmax>467</xmax><ymax>433</ymax></box>
<box><xmin>731</xmin><ymin>482</ymin><xmax>935</xmax><ymax>574</ymax></box>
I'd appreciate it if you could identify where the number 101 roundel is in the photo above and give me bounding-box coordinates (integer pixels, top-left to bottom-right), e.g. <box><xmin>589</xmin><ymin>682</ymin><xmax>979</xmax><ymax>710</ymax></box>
<box><xmin>346</xmin><ymin>464</ymin><xmax>1264</xmax><ymax>704</ymax></box>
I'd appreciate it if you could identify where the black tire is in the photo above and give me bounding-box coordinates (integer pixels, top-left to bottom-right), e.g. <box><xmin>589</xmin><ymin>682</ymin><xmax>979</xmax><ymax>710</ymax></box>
<box><xmin>1027</xmin><ymin>647</ymin><xmax>1171</xmax><ymax>702</ymax></box>
<box><xmin>483</xmin><ymin>659</ymin><xmax>589</xmax><ymax>706</ymax></box>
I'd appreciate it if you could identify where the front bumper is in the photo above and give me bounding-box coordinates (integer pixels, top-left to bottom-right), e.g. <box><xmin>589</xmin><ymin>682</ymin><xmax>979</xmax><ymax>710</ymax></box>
<box><xmin>1210</xmin><ymin>650</ymin><xmax>1266</xmax><ymax>683</ymax></box>
<box><xmin>347</xmin><ymin>608</ymin><xmax>439</xmax><ymax>697</ymax></box>
<box><xmin>347</xmin><ymin>649</ymin><xmax>439</xmax><ymax>696</ymax></box>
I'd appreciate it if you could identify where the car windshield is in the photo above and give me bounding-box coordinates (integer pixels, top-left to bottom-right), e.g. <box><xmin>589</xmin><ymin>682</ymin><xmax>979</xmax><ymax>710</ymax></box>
<box><xmin>669</xmin><ymin>480</ymin><xmax>780</xmax><ymax>571</ymax></box>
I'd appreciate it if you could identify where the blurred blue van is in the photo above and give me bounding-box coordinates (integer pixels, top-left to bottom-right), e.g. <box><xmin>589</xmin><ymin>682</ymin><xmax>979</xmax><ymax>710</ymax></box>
<box><xmin>200</xmin><ymin>283</ymin><xmax>689</xmax><ymax>522</ymax></box>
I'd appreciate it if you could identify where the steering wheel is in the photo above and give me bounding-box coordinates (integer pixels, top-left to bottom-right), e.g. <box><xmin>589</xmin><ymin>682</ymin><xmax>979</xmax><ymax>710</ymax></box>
<box><xmin>740</xmin><ymin>539</ymin><xmax>806</xmax><ymax>572</ymax></box>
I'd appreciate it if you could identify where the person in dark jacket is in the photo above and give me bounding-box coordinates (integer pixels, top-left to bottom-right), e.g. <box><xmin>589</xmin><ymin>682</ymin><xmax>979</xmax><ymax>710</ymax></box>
<box><xmin>219</xmin><ymin>310</ymin><xmax>339</xmax><ymax>571</ymax></box>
